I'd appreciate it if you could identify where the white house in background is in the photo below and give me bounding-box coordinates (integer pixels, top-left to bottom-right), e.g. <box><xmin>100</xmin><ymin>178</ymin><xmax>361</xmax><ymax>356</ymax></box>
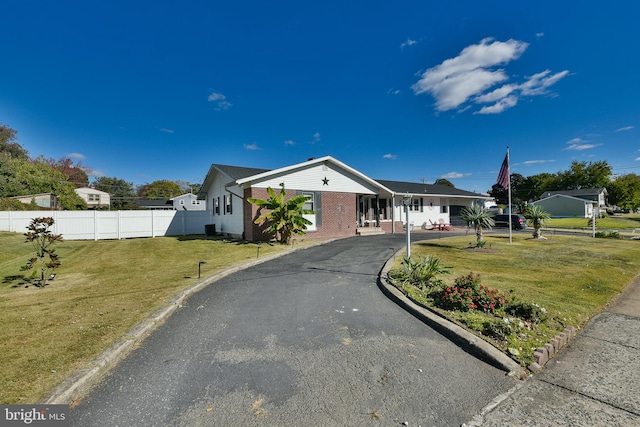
<box><xmin>75</xmin><ymin>187</ymin><xmax>111</xmax><ymax>209</ymax></box>
<box><xmin>170</xmin><ymin>193</ymin><xmax>206</xmax><ymax>211</ymax></box>
<box><xmin>197</xmin><ymin>156</ymin><xmax>486</xmax><ymax>241</ymax></box>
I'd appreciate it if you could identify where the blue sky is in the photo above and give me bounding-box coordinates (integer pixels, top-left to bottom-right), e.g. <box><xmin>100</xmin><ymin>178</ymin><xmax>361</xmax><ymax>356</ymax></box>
<box><xmin>1</xmin><ymin>1</ymin><xmax>639</xmax><ymax>193</ymax></box>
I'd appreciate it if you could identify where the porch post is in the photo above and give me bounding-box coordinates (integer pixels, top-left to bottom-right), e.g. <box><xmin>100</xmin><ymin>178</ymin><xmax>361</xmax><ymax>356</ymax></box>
<box><xmin>375</xmin><ymin>195</ymin><xmax>380</xmax><ymax>227</ymax></box>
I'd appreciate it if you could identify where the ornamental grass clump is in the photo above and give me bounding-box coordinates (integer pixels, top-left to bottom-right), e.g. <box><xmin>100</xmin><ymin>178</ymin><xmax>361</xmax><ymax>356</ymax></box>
<box><xmin>388</xmin><ymin>254</ymin><xmax>451</xmax><ymax>290</ymax></box>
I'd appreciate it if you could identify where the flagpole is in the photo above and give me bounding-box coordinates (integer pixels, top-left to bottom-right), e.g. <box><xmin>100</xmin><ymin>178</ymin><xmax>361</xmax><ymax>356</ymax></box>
<box><xmin>507</xmin><ymin>146</ymin><xmax>512</xmax><ymax>244</ymax></box>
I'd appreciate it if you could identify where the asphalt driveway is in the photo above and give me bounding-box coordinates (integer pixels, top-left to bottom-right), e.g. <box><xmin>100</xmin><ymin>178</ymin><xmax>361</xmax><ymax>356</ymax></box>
<box><xmin>70</xmin><ymin>234</ymin><xmax>518</xmax><ymax>426</ymax></box>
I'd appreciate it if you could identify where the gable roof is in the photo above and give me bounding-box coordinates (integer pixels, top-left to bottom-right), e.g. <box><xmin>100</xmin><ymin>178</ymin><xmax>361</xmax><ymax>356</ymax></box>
<box><xmin>534</xmin><ymin>193</ymin><xmax>596</xmax><ymax>204</ymax></box>
<box><xmin>540</xmin><ymin>188</ymin><xmax>607</xmax><ymax>199</ymax></box>
<box><xmin>376</xmin><ymin>179</ymin><xmax>483</xmax><ymax>199</ymax></box>
<box><xmin>198</xmin><ymin>156</ymin><xmax>484</xmax><ymax>200</ymax></box>
<box><xmin>234</xmin><ymin>156</ymin><xmax>393</xmax><ymax>194</ymax></box>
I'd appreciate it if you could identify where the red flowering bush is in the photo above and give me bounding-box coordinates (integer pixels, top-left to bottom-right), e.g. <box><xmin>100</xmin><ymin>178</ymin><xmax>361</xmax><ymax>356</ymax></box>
<box><xmin>437</xmin><ymin>272</ymin><xmax>510</xmax><ymax>313</ymax></box>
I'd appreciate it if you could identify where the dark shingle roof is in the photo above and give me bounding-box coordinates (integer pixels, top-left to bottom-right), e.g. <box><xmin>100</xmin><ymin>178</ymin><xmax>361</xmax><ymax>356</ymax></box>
<box><xmin>212</xmin><ymin>164</ymin><xmax>271</xmax><ymax>180</ymax></box>
<box><xmin>541</xmin><ymin>188</ymin><xmax>607</xmax><ymax>199</ymax></box>
<box><xmin>376</xmin><ymin>179</ymin><xmax>481</xmax><ymax>197</ymax></box>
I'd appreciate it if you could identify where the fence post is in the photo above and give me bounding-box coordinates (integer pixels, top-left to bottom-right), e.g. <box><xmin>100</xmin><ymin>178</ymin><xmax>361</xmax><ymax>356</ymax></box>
<box><xmin>117</xmin><ymin>211</ymin><xmax>121</xmax><ymax>240</ymax></box>
<box><xmin>94</xmin><ymin>210</ymin><xmax>99</xmax><ymax>241</ymax></box>
<box><xmin>152</xmin><ymin>210</ymin><xmax>156</xmax><ymax>238</ymax></box>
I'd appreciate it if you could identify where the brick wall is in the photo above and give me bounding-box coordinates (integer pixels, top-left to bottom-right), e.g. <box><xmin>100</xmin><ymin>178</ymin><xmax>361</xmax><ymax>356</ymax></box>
<box><xmin>243</xmin><ymin>188</ymin><xmax>360</xmax><ymax>241</ymax></box>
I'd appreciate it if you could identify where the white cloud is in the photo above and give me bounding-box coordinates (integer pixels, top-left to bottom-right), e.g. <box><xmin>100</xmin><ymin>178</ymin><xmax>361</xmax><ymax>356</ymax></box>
<box><xmin>564</xmin><ymin>138</ymin><xmax>599</xmax><ymax>151</ymax></box>
<box><xmin>388</xmin><ymin>88</ymin><xmax>400</xmax><ymax>95</ymax></box>
<box><xmin>476</xmin><ymin>95</ymin><xmax>518</xmax><ymax>114</ymax></box>
<box><xmin>284</xmin><ymin>139</ymin><xmax>296</xmax><ymax>146</ymax></box>
<box><xmin>208</xmin><ymin>91</ymin><xmax>232</xmax><ymax>111</ymax></box>
<box><xmin>636</xmin><ymin>157</ymin><xmax>640</xmax><ymax>161</ymax></box>
<box><xmin>383</xmin><ymin>153</ymin><xmax>397</xmax><ymax>159</ymax></box>
<box><xmin>160</xmin><ymin>128</ymin><xmax>175</xmax><ymax>134</ymax></box>
<box><xmin>412</xmin><ymin>38</ymin><xmax>568</xmax><ymax>114</ymax></box>
<box><xmin>401</xmin><ymin>38</ymin><xmax>417</xmax><ymax>49</ymax></box>
<box><xmin>67</xmin><ymin>152</ymin><xmax>85</xmax><ymax>160</ymax></box>
<box><xmin>243</xmin><ymin>143</ymin><xmax>259</xmax><ymax>150</ymax></box>
<box><xmin>536</xmin><ymin>32</ymin><xmax>545</xmax><ymax>39</ymax></box>
<box><xmin>615</xmin><ymin>126</ymin><xmax>634</xmax><ymax>132</ymax></box>
<box><xmin>441</xmin><ymin>171</ymin><xmax>470</xmax><ymax>179</ymax></box>
<box><xmin>523</xmin><ymin>159</ymin><xmax>556</xmax><ymax>165</ymax></box>
<box><xmin>309</xmin><ymin>132</ymin><xmax>321</xmax><ymax>144</ymax></box>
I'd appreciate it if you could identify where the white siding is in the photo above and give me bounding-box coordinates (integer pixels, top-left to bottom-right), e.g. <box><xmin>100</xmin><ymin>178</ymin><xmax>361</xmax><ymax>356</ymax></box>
<box><xmin>252</xmin><ymin>163</ymin><xmax>380</xmax><ymax>194</ymax></box>
<box><xmin>203</xmin><ymin>173</ymin><xmax>245</xmax><ymax>236</ymax></box>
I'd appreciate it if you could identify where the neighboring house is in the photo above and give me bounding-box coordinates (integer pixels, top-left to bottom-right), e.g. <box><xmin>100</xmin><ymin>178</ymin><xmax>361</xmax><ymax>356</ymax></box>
<box><xmin>170</xmin><ymin>193</ymin><xmax>206</xmax><ymax>211</ymax></box>
<box><xmin>534</xmin><ymin>188</ymin><xmax>608</xmax><ymax>218</ymax></box>
<box><xmin>197</xmin><ymin>156</ymin><xmax>485</xmax><ymax>241</ymax></box>
<box><xmin>531</xmin><ymin>194</ymin><xmax>598</xmax><ymax>218</ymax></box>
<box><xmin>75</xmin><ymin>187</ymin><xmax>111</xmax><ymax>209</ymax></box>
<box><xmin>136</xmin><ymin>199</ymin><xmax>173</xmax><ymax>210</ymax></box>
<box><xmin>12</xmin><ymin>193</ymin><xmax>58</xmax><ymax>209</ymax></box>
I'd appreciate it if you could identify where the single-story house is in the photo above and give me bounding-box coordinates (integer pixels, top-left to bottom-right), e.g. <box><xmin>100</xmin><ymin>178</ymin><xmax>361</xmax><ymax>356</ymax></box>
<box><xmin>534</xmin><ymin>188</ymin><xmax>608</xmax><ymax>218</ymax></box>
<box><xmin>170</xmin><ymin>193</ymin><xmax>206</xmax><ymax>211</ymax></box>
<box><xmin>531</xmin><ymin>194</ymin><xmax>598</xmax><ymax>218</ymax></box>
<box><xmin>197</xmin><ymin>156</ymin><xmax>485</xmax><ymax>241</ymax></box>
<box><xmin>136</xmin><ymin>199</ymin><xmax>173</xmax><ymax>210</ymax></box>
<box><xmin>75</xmin><ymin>187</ymin><xmax>111</xmax><ymax>209</ymax></box>
<box><xmin>12</xmin><ymin>193</ymin><xmax>58</xmax><ymax>209</ymax></box>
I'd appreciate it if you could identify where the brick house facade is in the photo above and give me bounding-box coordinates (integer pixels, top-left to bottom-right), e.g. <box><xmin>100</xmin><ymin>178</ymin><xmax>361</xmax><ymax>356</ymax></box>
<box><xmin>199</xmin><ymin>156</ymin><xmax>483</xmax><ymax>241</ymax></box>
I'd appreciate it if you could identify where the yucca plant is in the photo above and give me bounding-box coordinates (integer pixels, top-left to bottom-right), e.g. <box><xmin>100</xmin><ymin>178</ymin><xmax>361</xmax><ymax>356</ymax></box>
<box><xmin>524</xmin><ymin>205</ymin><xmax>551</xmax><ymax>239</ymax></box>
<box><xmin>460</xmin><ymin>204</ymin><xmax>495</xmax><ymax>246</ymax></box>
<box><xmin>390</xmin><ymin>254</ymin><xmax>451</xmax><ymax>290</ymax></box>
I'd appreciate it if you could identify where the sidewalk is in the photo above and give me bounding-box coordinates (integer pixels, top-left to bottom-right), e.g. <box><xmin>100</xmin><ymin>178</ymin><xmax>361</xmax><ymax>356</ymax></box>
<box><xmin>464</xmin><ymin>274</ymin><xmax>640</xmax><ymax>427</ymax></box>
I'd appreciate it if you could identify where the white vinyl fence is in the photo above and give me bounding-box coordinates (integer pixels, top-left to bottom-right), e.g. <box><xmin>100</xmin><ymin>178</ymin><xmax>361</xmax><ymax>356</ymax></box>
<box><xmin>0</xmin><ymin>210</ymin><xmax>214</xmax><ymax>240</ymax></box>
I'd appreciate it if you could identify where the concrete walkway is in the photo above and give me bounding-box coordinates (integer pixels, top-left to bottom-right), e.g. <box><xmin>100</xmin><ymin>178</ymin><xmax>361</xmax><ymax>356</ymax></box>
<box><xmin>464</xmin><ymin>274</ymin><xmax>640</xmax><ymax>427</ymax></box>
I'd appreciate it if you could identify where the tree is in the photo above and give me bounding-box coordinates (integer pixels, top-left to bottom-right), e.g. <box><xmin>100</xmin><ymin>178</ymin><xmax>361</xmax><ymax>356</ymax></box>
<box><xmin>608</xmin><ymin>173</ymin><xmax>640</xmax><ymax>211</ymax></box>
<box><xmin>518</xmin><ymin>173</ymin><xmax>558</xmax><ymax>202</ymax></box>
<box><xmin>524</xmin><ymin>205</ymin><xmax>551</xmax><ymax>239</ymax></box>
<box><xmin>488</xmin><ymin>173</ymin><xmax>525</xmax><ymax>207</ymax></box>
<box><xmin>0</xmin><ymin>198</ymin><xmax>29</xmax><ymax>210</ymax></box>
<box><xmin>557</xmin><ymin>160</ymin><xmax>612</xmax><ymax>190</ymax></box>
<box><xmin>0</xmin><ymin>154</ymin><xmax>86</xmax><ymax>209</ymax></box>
<box><xmin>434</xmin><ymin>178</ymin><xmax>455</xmax><ymax>188</ymax></box>
<box><xmin>459</xmin><ymin>204</ymin><xmax>495</xmax><ymax>246</ymax></box>
<box><xmin>21</xmin><ymin>217</ymin><xmax>63</xmax><ymax>287</ymax></box>
<box><xmin>92</xmin><ymin>176</ymin><xmax>138</xmax><ymax>210</ymax></box>
<box><xmin>49</xmin><ymin>157</ymin><xmax>90</xmax><ymax>188</ymax></box>
<box><xmin>248</xmin><ymin>183</ymin><xmax>316</xmax><ymax>244</ymax></box>
<box><xmin>0</xmin><ymin>123</ymin><xmax>29</xmax><ymax>160</ymax></box>
<box><xmin>137</xmin><ymin>180</ymin><xmax>182</xmax><ymax>199</ymax></box>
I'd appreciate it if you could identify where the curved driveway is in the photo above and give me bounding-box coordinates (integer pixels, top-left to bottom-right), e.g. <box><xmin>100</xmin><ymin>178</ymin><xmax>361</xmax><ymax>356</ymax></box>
<box><xmin>70</xmin><ymin>234</ymin><xmax>517</xmax><ymax>426</ymax></box>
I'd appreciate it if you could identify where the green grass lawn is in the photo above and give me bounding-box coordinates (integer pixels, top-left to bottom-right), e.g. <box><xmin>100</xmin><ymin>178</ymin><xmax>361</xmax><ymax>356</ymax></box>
<box><xmin>0</xmin><ymin>231</ymin><xmax>306</xmax><ymax>404</ymax></box>
<box><xmin>390</xmin><ymin>233</ymin><xmax>640</xmax><ymax>366</ymax></box>
<box><xmin>546</xmin><ymin>213</ymin><xmax>640</xmax><ymax>230</ymax></box>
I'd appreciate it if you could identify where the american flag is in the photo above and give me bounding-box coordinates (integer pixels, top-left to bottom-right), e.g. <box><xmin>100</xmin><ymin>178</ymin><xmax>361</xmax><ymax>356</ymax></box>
<box><xmin>497</xmin><ymin>154</ymin><xmax>509</xmax><ymax>189</ymax></box>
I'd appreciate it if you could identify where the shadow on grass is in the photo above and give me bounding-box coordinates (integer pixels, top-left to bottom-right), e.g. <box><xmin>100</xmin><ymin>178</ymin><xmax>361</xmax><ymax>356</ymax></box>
<box><xmin>2</xmin><ymin>274</ymin><xmax>40</xmax><ymax>288</ymax></box>
<box><xmin>175</xmin><ymin>234</ymin><xmax>277</xmax><ymax>246</ymax></box>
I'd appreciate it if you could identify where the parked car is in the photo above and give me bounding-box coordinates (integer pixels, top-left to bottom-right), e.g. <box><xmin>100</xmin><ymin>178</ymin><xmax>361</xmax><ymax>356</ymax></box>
<box><xmin>493</xmin><ymin>214</ymin><xmax>527</xmax><ymax>230</ymax></box>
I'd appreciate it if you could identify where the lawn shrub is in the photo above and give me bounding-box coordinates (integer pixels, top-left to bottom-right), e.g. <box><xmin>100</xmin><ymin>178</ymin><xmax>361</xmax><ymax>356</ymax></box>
<box><xmin>595</xmin><ymin>231</ymin><xmax>622</xmax><ymax>239</ymax></box>
<box><xmin>435</xmin><ymin>272</ymin><xmax>510</xmax><ymax>313</ymax></box>
<box><xmin>505</xmin><ymin>301</ymin><xmax>549</xmax><ymax>324</ymax></box>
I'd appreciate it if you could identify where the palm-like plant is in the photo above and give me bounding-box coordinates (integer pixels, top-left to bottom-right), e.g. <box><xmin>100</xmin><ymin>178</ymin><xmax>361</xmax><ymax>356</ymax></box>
<box><xmin>460</xmin><ymin>205</ymin><xmax>495</xmax><ymax>246</ymax></box>
<box><xmin>248</xmin><ymin>183</ymin><xmax>316</xmax><ymax>244</ymax></box>
<box><xmin>524</xmin><ymin>205</ymin><xmax>551</xmax><ymax>239</ymax></box>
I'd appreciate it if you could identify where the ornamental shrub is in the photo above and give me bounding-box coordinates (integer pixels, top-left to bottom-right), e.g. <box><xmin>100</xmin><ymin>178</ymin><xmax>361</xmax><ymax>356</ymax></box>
<box><xmin>436</xmin><ymin>272</ymin><xmax>510</xmax><ymax>313</ymax></box>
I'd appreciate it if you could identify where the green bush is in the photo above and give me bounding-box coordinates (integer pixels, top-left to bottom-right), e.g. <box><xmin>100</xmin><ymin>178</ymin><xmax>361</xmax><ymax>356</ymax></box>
<box><xmin>505</xmin><ymin>301</ymin><xmax>549</xmax><ymax>324</ymax></box>
<box><xmin>435</xmin><ymin>272</ymin><xmax>510</xmax><ymax>313</ymax></box>
<box><xmin>595</xmin><ymin>231</ymin><xmax>622</xmax><ymax>239</ymax></box>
